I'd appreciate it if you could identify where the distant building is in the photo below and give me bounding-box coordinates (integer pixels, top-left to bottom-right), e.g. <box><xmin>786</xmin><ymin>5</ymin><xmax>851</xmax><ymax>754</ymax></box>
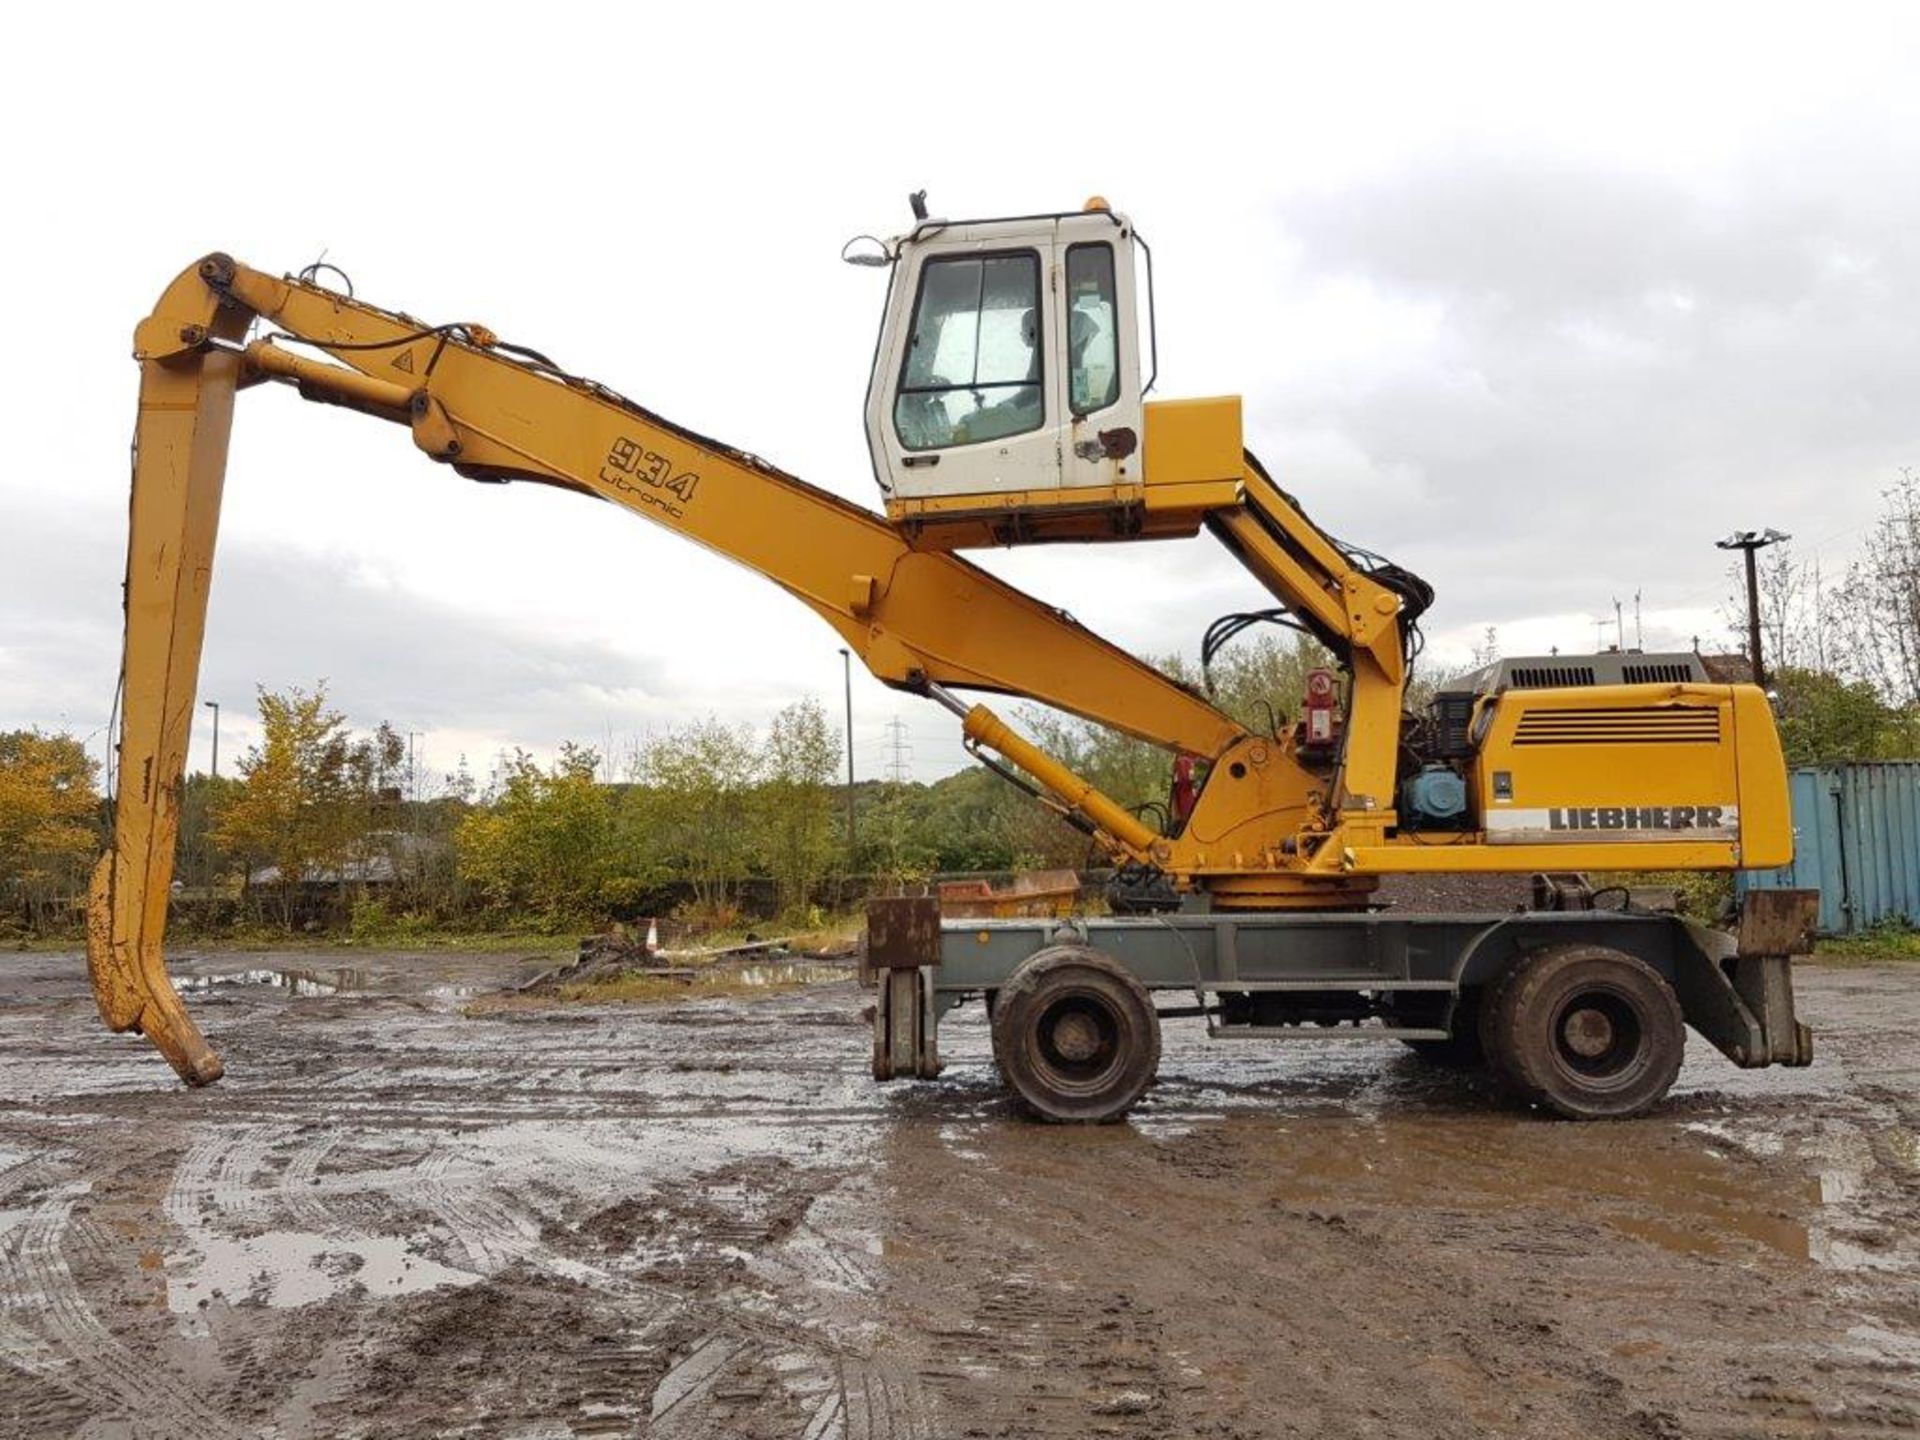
<box><xmin>248</xmin><ymin>830</ymin><xmax>447</xmax><ymax>889</ymax></box>
<box><xmin>1698</xmin><ymin>652</ymin><xmax>1755</xmax><ymax>684</ymax></box>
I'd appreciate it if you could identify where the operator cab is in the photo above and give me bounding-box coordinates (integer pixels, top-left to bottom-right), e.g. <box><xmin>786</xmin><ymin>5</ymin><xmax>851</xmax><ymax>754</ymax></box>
<box><xmin>853</xmin><ymin>197</ymin><xmax>1245</xmax><ymax>549</ymax></box>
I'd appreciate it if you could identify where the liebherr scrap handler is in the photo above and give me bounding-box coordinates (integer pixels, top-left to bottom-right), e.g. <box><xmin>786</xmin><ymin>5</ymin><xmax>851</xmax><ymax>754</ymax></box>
<box><xmin>92</xmin><ymin>196</ymin><xmax>1815</xmax><ymax>1121</ymax></box>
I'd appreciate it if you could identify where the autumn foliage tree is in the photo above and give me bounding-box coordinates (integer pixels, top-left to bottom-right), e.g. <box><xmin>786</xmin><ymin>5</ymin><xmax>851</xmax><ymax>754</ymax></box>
<box><xmin>455</xmin><ymin>743</ymin><xmax>633</xmax><ymax>924</ymax></box>
<box><xmin>212</xmin><ymin>685</ymin><xmax>403</xmax><ymax>925</ymax></box>
<box><xmin>0</xmin><ymin>730</ymin><xmax>100</xmax><ymax>928</ymax></box>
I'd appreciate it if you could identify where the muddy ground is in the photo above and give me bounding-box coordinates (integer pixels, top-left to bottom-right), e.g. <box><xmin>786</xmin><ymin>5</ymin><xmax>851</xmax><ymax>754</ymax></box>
<box><xmin>1</xmin><ymin>948</ymin><xmax>1916</xmax><ymax>1439</ymax></box>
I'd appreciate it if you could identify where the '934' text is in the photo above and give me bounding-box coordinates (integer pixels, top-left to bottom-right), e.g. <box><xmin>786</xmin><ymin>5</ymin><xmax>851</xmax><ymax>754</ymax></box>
<box><xmin>599</xmin><ymin>436</ymin><xmax>700</xmax><ymax>515</ymax></box>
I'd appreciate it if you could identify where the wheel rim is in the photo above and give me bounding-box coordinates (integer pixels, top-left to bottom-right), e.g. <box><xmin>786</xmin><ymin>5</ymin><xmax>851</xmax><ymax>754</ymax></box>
<box><xmin>1550</xmin><ymin>986</ymin><xmax>1647</xmax><ymax>1090</ymax></box>
<box><xmin>1030</xmin><ymin>989</ymin><xmax>1125</xmax><ymax>1094</ymax></box>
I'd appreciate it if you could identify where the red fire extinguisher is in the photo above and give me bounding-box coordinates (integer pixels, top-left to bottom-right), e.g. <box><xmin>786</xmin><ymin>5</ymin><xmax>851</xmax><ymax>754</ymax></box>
<box><xmin>1303</xmin><ymin>667</ymin><xmax>1338</xmax><ymax>747</ymax></box>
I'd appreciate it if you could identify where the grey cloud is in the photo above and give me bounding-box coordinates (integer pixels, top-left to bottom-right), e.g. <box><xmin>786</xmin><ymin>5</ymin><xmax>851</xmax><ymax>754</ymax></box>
<box><xmin>1254</xmin><ymin>144</ymin><xmax>1920</xmax><ymax>633</ymax></box>
<box><xmin>0</xmin><ymin>505</ymin><xmax>670</xmax><ymax>756</ymax></box>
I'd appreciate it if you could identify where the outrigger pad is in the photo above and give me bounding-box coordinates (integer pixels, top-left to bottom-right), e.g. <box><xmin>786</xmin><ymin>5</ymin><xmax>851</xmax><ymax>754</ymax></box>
<box><xmin>865</xmin><ymin>896</ymin><xmax>942</xmax><ymax>971</ymax></box>
<box><xmin>1736</xmin><ymin>889</ymin><xmax>1819</xmax><ymax>958</ymax></box>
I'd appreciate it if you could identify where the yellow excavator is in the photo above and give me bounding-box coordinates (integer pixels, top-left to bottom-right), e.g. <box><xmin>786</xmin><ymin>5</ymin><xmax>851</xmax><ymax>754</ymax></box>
<box><xmin>92</xmin><ymin>196</ymin><xmax>1812</xmax><ymax>1121</ymax></box>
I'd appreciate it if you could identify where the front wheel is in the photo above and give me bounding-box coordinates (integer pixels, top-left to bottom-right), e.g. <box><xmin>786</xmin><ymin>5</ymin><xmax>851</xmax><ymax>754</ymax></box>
<box><xmin>990</xmin><ymin>945</ymin><xmax>1161</xmax><ymax>1123</ymax></box>
<box><xmin>1481</xmin><ymin>944</ymin><xmax>1685</xmax><ymax>1120</ymax></box>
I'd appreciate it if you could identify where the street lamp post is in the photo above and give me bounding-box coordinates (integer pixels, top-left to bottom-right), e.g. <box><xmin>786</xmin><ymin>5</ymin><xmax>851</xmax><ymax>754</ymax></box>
<box><xmin>202</xmin><ymin>699</ymin><xmax>221</xmax><ymax>778</ymax></box>
<box><xmin>839</xmin><ymin>649</ymin><xmax>856</xmax><ymax>866</ymax></box>
<box><xmin>1716</xmin><ymin>528</ymin><xmax>1791</xmax><ymax>690</ymax></box>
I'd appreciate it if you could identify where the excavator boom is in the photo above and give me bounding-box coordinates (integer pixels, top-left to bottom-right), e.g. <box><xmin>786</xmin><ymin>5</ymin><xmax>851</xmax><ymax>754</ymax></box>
<box><xmin>93</xmin><ymin>254</ymin><xmax>1249</xmax><ymax>1084</ymax></box>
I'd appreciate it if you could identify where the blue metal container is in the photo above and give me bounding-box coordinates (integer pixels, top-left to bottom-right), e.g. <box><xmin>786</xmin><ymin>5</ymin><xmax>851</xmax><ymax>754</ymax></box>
<box><xmin>1740</xmin><ymin>763</ymin><xmax>1920</xmax><ymax>933</ymax></box>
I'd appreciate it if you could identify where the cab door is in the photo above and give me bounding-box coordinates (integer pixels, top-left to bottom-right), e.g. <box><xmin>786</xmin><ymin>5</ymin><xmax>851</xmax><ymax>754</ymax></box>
<box><xmin>868</xmin><ymin>227</ymin><xmax>1062</xmax><ymax>501</ymax></box>
<box><xmin>1053</xmin><ymin>221</ymin><xmax>1145</xmax><ymax>492</ymax></box>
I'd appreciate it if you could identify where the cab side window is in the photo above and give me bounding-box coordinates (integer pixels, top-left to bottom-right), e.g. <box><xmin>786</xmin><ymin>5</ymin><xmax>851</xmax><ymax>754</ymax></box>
<box><xmin>894</xmin><ymin>253</ymin><xmax>1044</xmax><ymax>451</ymax></box>
<box><xmin>1066</xmin><ymin>243</ymin><xmax>1119</xmax><ymax>416</ymax></box>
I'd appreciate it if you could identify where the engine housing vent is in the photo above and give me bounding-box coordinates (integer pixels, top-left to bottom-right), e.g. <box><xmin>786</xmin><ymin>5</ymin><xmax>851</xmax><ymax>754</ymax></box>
<box><xmin>1512</xmin><ymin>705</ymin><xmax>1722</xmax><ymax>746</ymax></box>
<box><xmin>1508</xmin><ymin>664</ymin><xmax>1596</xmax><ymax>689</ymax></box>
<box><xmin>1621</xmin><ymin>661</ymin><xmax>1697</xmax><ymax>685</ymax></box>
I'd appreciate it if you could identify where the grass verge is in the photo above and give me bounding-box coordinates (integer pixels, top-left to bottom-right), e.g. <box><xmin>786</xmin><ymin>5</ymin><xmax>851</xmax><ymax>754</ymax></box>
<box><xmin>1813</xmin><ymin>926</ymin><xmax>1920</xmax><ymax>963</ymax></box>
<box><xmin>465</xmin><ymin>958</ymin><xmax>852</xmax><ymax>1015</ymax></box>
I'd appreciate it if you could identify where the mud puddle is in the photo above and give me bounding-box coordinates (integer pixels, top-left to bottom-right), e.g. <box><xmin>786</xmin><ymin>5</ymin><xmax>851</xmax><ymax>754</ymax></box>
<box><xmin>177</xmin><ymin>966</ymin><xmax>371</xmax><ymax>997</ymax></box>
<box><xmin>0</xmin><ymin>948</ymin><xmax>1916</xmax><ymax>1437</ymax></box>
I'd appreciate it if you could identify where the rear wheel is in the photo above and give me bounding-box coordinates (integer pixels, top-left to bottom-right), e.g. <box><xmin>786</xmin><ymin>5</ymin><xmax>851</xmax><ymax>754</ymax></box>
<box><xmin>1482</xmin><ymin>944</ymin><xmax>1684</xmax><ymax>1120</ymax></box>
<box><xmin>990</xmin><ymin>945</ymin><xmax>1160</xmax><ymax>1123</ymax></box>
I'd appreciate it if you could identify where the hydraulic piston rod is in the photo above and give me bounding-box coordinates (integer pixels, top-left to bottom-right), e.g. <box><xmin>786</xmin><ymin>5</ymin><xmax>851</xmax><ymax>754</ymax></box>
<box><xmin>926</xmin><ymin>683</ymin><xmax>1161</xmax><ymax>858</ymax></box>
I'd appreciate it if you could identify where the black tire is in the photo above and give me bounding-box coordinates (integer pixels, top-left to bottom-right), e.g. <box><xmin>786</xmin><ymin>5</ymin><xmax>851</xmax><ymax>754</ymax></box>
<box><xmin>1478</xmin><ymin>960</ymin><xmax>1530</xmax><ymax>1092</ymax></box>
<box><xmin>1397</xmin><ymin>991</ymin><xmax>1484</xmax><ymax>1067</ymax></box>
<box><xmin>1482</xmin><ymin>944</ymin><xmax>1685</xmax><ymax>1120</ymax></box>
<box><xmin>990</xmin><ymin>945</ymin><xmax>1161</xmax><ymax>1123</ymax></box>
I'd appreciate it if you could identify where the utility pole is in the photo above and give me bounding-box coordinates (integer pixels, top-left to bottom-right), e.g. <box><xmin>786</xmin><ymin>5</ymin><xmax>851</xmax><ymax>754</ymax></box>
<box><xmin>197</xmin><ymin>699</ymin><xmax>221</xmax><ymax>892</ymax></box>
<box><xmin>838</xmin><ymin>649</ymin><xmax>856</xmax><ymax>865</ymax></box>
<box><xmin>1716</xmin><ymin>529</ymin><xmax>1790</xmax><ymax>689</ymax></box>
<box><xmin>202</xmin><ymin>699</ymin><xmax>220</xmax><ymax>778</ymax></box>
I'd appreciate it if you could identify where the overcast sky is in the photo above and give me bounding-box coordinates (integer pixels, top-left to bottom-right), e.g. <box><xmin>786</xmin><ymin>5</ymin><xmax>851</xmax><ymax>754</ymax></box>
<box><xmin>3</xmin><ymin>3</ymin><xmax>1916</xmax><ymax>787</ymax></box>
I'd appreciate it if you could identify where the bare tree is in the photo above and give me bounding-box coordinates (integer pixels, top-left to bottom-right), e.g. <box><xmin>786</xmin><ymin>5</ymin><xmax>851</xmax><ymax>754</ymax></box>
<box><xmin>1722</xmin><ymin>545</ymin><xmax>1813</xmax><ymax>678</ymax></box>
<box><xmin>1840</xmin><ymin>470</ymin><xmax>1920</xmax><ymax>706</ymax></box>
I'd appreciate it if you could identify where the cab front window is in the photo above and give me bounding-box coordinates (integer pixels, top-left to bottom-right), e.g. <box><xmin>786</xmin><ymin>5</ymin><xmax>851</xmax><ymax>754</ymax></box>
<box><xmin>894</xmin><ymin>252</ymin><xmax>1043</xmax><ymax>451</ymax></box>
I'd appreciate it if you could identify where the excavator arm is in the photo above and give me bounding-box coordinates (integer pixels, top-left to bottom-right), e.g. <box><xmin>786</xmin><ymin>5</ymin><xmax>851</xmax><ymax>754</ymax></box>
<box><xmin>93</xmin><ymin>255</ymin><xmax>1253</xmax><ymax>1084</ymax></box>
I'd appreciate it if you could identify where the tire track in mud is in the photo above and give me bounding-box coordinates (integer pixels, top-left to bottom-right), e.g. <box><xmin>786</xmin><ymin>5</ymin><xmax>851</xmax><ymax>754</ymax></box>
<box><xmin>389</xmin><ymin>1141</ymin><xmax>868</xmax><ymax>1434</ymax></box>
<box><xmin>0</xmin><ymin>1191</ymin><xmax>249</xmax><ymax>1440</ymax></box>
<box><xmin>0</xmin><ymin>1152</ymin><xmax>58</xmax><ymax>1203</ymax></box>
<box><xmin>522</xmin><ymin>1158</ymin><xmax>939</xmax><ymax>1440</ymax></box>
<box><xmin>278</xmin><ymin>1133</ymin><xmax>337</xmax><ymax>1230</ymax></box>
<box><xmin>414</xmin><ymin>1150</ymin><xmax>571</xmax><ymax>1278</ymax></box>
<box><xmin>160</xmin><ymin>1133</ymin><xmax>234</xmax><ymax>1233</ymax></box>
<box><xmin>154</xmin><ymin>1109</ymin><xmax>909</xmax><ymax>1436</ymax></box>
<box><xmin>210</xmin><ymin>1130</ymin><xmax>270</xmax><ymax>1219</ymax></box>
<box><xmin>648</xmin><ymin>1333</ymin><xmax>743</xmax><ymax>1433</ymax></box>
<box><xmin>639</xmin><ymin>1332</ymin><xmax>931</xmax><ymax>1440</ymax></box>
<box><xmin>837</xmin><ymin>1356</ymin><xmax>933</xmax><ymax>1440</ymax></box>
